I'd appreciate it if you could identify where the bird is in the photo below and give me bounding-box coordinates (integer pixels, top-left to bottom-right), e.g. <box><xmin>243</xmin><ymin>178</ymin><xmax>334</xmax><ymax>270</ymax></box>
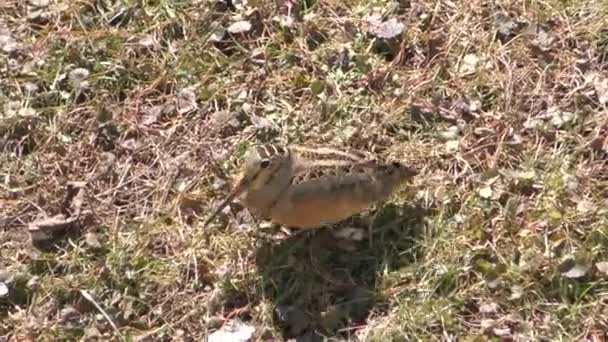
<box><xmin>203</xmin><ymin>143</ymin><xmax>417</xmax><ymax>232</ymax></box>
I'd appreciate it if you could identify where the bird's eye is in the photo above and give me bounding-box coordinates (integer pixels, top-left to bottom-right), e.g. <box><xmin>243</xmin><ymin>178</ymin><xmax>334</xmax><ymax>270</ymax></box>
<box><xmin>392</xmin><ymin>161</ymin><xmax>401</xmax><ymax>168</ymax></box>
<box><xmin>260</xmin><ymin>160</ymin><xmax>270</xmax><ymax>169</ymax></box>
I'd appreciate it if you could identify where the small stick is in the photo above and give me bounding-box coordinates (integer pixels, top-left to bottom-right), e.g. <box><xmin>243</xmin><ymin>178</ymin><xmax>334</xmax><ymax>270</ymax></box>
<box><xmin>80</xmin><ymin>289</ymin><xmax>124</xmax><ymax>340</ymax></box>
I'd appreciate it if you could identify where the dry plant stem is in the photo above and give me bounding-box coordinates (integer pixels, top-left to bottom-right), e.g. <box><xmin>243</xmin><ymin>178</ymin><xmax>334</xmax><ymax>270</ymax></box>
<box><xmin>80</xmin><ymin>290</ymin><xmax>124</xmax><ymax>340</ymax></box>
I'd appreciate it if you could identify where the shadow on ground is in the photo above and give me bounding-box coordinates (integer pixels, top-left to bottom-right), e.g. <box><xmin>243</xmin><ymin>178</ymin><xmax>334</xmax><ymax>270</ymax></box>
<box><xmin>255</xmin><ymin>203</ymin><xmax>431</xmax><ymax>340</ymax></box>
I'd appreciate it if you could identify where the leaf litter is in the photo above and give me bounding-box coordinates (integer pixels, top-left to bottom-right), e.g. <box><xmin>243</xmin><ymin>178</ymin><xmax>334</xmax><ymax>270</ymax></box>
<box><xmin>2</xmin><ymin>0</ymin><xmax>608</xmax><ymax>340</ymax></box>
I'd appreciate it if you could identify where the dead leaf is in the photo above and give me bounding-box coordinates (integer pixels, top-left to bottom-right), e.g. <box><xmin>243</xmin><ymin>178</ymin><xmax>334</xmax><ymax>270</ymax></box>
<box><xmin>562</xmin><ymin>264</ymin><xmax>589</xmax><ymax>278</ymax></box>
<box><xmin>84</xmin><ymin>231</ymin><xmax>102</xmax><ymax>249</ymax></box>
<box><xmin>591</xmin><ymin>73</ymin><xmax>608</xmax><ymax>105</ymax></box>
<box><xmin>59</xmin><ymin>306</ymin><xmax>81</xmax><ymax>323</ymax></box>
<box><xmin>495</xmin><ymin>13</ymin><xmax>519</xmax><ymax>41</ymax></box>
<box><xmin>502</xmin><ymin>169</ymin><xmax>536</xmax><ymax>181</ymax></box>
<box><xmin>576</xmin><ymin>200</ymin><xmax>596</xmax><ymax>214</ymax></box>
<box><xmin>508</xmin><ymin>285</ymin><xmax>524</xmax><ymax>300</ymax></box>
<box><xmin>493</xmin><ymin>326</ymin><xmax>512</xmax><ymax>338</ymax></box>
<box><xmin>445</xmin><ymin>140</ymin><xmax>459</xmax><ymax>154</ymax></box>
<box><xmin>209</xmin><ymin>27</ymin><xmax>226</xmax><ymax>42</ymax></box>
<box><xmin>89</xmin><ymin>152</ymin><xmax>116</xmax><ymax>182</ymax></box>
<box><xmin>176</xmin><ymin>87</ymin><xmax>198</xmax><ymax>115</ymax></box>
<box><xmin>208</xmin><ymin>319</ymin><xmax>255</xmax><ymax>342</ymax></box>
<box><xmin>28</xmin><ymin>0</ymin><xmax>49</xmax><ymax>7</ymax></box>
<box><xmin>479</xmin><ymin>302</ymin><xmax>499</xmax><ymax>314</ymax></box>
<box><xmin>474</xmin><ymin>127</ymin><xmax>495</xmax><ymax>136</ymax></box>
<box><xmin>439</xmin><ymin>126</ymin><xmax>460</xmax><ymax>141</ymax></box>
<box><xmin>227</xmin><ymin>20</ymin><xmax>252</xmax><ymax>34</ymax></box>
<box><xmin>69</xmin><ymin>186</ymin><xmax>86</xmax><ymax>217</ymax></box>
<box><xmin>586</xmin><ymin>332</ymin><xmax>604</xmax><ymax>342</ymax></box>
<box><xmin>481</xmin><ymin>318</ymin><xmax>496</xmax><ymax>330</ymax></box>
<box><xmin>596</xmin><ymin>261</ymin><xmax>608</xmax><ymax>275</ymax></box>
<box><xmin>250</xmin><ymin>114</ymin><xmax>279</xmax><ymax>133</ymax></box>
<box><xmin>68</xmin><ymin>67</ymin><xmax>90</xmax><ymax>90</ymax></box>
<box><xmin>544</xmin><ymin>106</ymin><xmax>575</xmax><ymax>127</ymax></box>
<box><xmin>559</xmin><ymin>258</ymin><xmax>589</xmax><ymax>279</ymax></box>
<box><xmin>370</xmin><ymin>18</ymin><xmax>405</xmax><ymax>39</ymax></box>
<box><xmin>0</xmin><ymin>282</ymin><xmax>8</xmax><ymax>298</ymax></box>
<box><xmin>0</xmin><ymin>39</ymin><xmax>20</xmax><ymax>54</ymax></box>
<box><xmin>479</xmin><ymin>187</ymin><xmax>493</xmax><ymax>199</ymax></box>
<box><xmin>141</xmin><ymin>105</ymin><xmax>164</xmax><ymax>125</ymax></box>
<box><xmin>137</xmin><ymin>34</ymin><xmax>157</xmax><ymax>48</ymax></box>
<box><xmin>364</xmin><ymin>13</ymin><xmax>383</xmax><ymax>32</ymax></box>
<box><xmin>28</xmin><ymin>214</ymin><xmax>78</xmax><ymax>243</ymax></box>
<box><xmin>333</xmin><ymin>227</ymin><xmax>366</xmax><ymax>241</ymax></box>
<box><xmin>458</xmin><ymin>54</ymin><xmax>480</xmax><ymax>75</ymax></box>
<box><xmin>525</xmin><ymin>24</ymin><xmax>555</xmax><ymax>51</ymax></box>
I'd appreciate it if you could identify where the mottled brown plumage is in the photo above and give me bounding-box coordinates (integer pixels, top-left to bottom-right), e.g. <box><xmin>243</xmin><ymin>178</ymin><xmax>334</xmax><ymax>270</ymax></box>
<box><xmin>204</xmin><ymin>144</ymin><xmax>417</xmax><ymax>230</ymax></box>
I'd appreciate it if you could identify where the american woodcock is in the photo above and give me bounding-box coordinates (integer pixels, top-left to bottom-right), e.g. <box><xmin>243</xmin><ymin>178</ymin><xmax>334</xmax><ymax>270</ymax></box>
<box><xmin>204</xmin><ymin>144</ymin><xmax>417</xmax><ymax>230</ymax></box>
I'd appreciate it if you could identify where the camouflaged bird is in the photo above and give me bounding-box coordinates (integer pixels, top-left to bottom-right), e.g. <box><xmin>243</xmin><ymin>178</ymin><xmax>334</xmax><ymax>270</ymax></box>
<box><xmin>204</xmin><ymin>144</ymin><xmax>417</xmax><ymax>230</ymax></box>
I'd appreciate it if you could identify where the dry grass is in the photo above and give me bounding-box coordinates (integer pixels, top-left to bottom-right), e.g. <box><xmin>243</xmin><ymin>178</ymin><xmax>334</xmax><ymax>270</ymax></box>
<box><xmin>2</xmin><ymin>0</ymin><xmax>608</xmax><ymax>340</ymax></box>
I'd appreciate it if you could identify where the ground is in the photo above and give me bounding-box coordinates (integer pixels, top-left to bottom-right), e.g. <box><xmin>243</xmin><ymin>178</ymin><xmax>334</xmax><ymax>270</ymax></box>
<box><xmin>2</xmin><ymin>0</ymin><xmax>608</xmax><ymax>341</ymax></box>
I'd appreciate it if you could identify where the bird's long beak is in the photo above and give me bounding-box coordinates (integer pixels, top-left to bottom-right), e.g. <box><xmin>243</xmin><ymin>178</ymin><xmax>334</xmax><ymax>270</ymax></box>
<box><xmin>203</xmin><ymin>176</ymin><xmax>249</xmax><ymax>228</ymax></box>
